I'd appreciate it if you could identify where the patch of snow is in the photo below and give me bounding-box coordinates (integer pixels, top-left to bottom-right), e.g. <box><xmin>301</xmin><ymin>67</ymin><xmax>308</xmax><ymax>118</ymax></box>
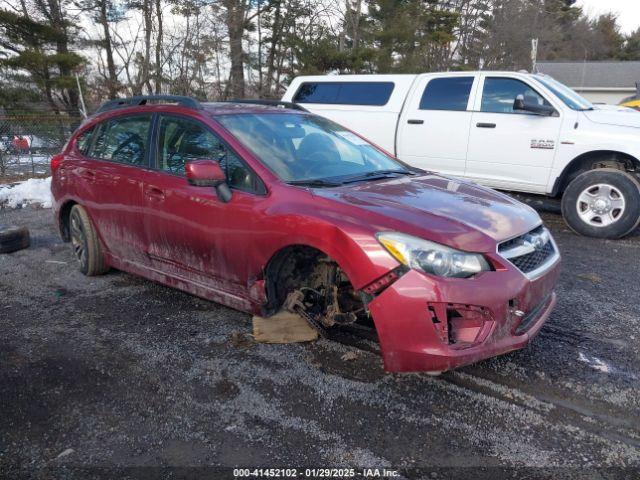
<box><xmin>578</xmin><ymin>351</ymin><xmax>611</xmax><ymax>374</ymax></box>
<box><xmin>0</xmin><ymin>177</ymin><xmax>52</xmax><ymax>209</ymax></box>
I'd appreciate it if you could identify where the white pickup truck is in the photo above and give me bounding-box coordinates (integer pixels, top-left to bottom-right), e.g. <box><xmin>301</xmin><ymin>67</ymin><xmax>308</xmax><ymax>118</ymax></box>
<box><xmin>282</xmin><ymin>72</ymin><xmax>640</xmax><ymax>239</ymax></box>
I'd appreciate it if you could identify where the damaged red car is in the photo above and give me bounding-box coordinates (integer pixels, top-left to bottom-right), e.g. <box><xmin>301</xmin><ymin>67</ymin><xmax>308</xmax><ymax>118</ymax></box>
<box><xmin>51</xmin><ymin>95</ymin><xmax>561</xmax><ymax>374</ymax></box>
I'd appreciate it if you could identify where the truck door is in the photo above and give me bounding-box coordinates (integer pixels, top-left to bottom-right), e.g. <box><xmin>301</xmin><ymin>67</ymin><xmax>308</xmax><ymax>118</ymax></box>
<box><xmin>397</xmin><ymin>74</ymin><xmax>478</xmax><ymax>177</ymax></box>
<box><xmin>465</xmin><ymin>75</ymin><xmax>562</xmax><ymax>192</ymax></box>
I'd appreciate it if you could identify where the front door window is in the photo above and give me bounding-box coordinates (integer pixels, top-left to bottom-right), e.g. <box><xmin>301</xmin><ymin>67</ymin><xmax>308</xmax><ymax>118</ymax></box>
<box><xmin>156</xmin><ymin>115</ymin><xmax>263</xmax><ymax>193</ymax></box>
<box><xmin>481</xmin><ymin>78</ymin><xmax>551</xmax><ymax>114</ymax></box>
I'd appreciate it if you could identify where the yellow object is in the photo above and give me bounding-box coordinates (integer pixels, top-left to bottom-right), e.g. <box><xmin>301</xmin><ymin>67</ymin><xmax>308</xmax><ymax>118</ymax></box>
<box><xmin>620</xmin><ymin>98</ymin><xmax>640</xmax><ymax>111</ymax></box>
<box><xmin>378</xmin><ymin>237</ymin><xmax>408</xmax><ymax>265</ymax></box>
<box><xmin>252</xmin><ymin>311</ymin><xmax>318</xmax><ymax>343</ymax></box>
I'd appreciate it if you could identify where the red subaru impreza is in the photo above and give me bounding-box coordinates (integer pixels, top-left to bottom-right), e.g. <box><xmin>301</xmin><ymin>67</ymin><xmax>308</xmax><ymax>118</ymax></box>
<box><xmin>51</xmin><ymin>96</ymin><xmax>561</xmax><ymax>374</ymax></box>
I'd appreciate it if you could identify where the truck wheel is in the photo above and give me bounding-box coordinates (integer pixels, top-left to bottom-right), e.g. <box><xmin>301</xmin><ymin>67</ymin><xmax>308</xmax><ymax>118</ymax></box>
<box><xmin>0</xmin><ymin>225</ymin><xmax>30</xmax><ymax>253</ymax></box>
<box><xmin>69</xmin><ymin>205</ymin><xmax>109</xmax><ymax>275</ymax></box>
<box><xmin>561</xmin><ymin>168</ymin><xmax>640</xmax><ymax>239</ymax></box>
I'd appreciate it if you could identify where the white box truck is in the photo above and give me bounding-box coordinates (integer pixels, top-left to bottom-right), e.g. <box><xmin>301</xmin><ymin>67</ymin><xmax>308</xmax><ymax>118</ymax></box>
<box><xmin>282</xmin><ymin>72</ymin><xmax>640</xmax><ymax>239</ymax></box>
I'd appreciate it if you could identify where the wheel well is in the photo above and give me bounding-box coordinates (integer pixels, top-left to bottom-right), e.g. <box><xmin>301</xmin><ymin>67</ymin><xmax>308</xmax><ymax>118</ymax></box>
<box><xmin>263</xmin><ymin>245</ymin><xmax>361</xmax><ymax>318</ymax></box>
<box><xmin>59</xmin><ymin>200</ymin><xmax>77</xmax><ymax>242</ymax></box>
<box><xmin>553</xmin><ymin>151</ymin><xmax>639</xmax><ymax>196</ymax></box>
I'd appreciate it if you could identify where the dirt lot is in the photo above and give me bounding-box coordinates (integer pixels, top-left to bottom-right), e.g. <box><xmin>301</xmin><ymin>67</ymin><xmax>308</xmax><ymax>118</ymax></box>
<box><xmin>0</xmin><ymin>207</ymin><xmax>639</xmax><ymax>478</ymax></box>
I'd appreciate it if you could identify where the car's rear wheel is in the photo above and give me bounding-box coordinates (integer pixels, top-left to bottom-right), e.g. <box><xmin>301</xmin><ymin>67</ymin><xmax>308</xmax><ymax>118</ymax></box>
<box><xmin>69</xmin><ymin>205</ymin><xmax>109</xmax><ymax>275</ymax></box>
<box><xmin>561</xmin><ymin>168</ymin><xmax>640</xmax><ymax>239</ymax></box>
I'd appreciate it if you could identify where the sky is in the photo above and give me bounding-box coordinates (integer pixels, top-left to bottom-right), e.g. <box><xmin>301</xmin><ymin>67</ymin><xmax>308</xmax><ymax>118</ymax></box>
<box><xmin>577</xmin><ymin>0</ymin><xmax>640</xmax><ymax>35</ymax></box>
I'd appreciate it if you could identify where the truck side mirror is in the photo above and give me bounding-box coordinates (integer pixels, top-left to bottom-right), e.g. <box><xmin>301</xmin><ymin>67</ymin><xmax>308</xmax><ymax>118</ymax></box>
<box><xmin>514</xmin><ymin>94</ymin><xmax>526</xmax><ymax>111</ymax></box>
<box><xmin>513</xmin><ymin>94</ymin><xmax>556</xmax><ymax>116</ymax></box>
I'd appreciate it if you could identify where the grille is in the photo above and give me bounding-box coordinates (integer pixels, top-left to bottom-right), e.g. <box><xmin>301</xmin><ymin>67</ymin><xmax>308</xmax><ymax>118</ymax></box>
<box><xmin>499</xmin><ymin>226</ymin><xmax>556</xmax><ymax>275</ymax></box>
<box><xmin>510</xmin><ymin>242</ymin><xmax>555</xmax><ymax>273</ymax></box>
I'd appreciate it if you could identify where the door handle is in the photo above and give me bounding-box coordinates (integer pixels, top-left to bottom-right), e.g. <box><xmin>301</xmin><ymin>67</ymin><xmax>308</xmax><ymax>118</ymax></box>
<box><xmin>476</xmin><ymin>123</ymin><xmax>496</xmax><ymax>128</ymax></box>
<box><xmin>407</xmin><ymin>119</ymin><xmax>424</xmax><ymax>125</ymax></box>
<box><xmin>145</xmin><ymin>187</ymin><xmax>165</xmax><ymax>201</ymax></box>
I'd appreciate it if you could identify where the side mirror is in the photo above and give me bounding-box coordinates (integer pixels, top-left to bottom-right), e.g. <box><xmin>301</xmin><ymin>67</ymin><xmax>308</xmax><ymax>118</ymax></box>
<box><xmin>513</xmin><ymin>94</ymin><xmax>556</xmax><ymax>116</ymax></box>
<box><xmin>185</xmin><ymin>159</ymin><xmax>232</xmax><ymax>203</ymax></box>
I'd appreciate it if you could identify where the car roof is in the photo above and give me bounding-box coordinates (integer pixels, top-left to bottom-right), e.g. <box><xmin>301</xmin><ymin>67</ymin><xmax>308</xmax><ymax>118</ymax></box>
<box><xmin>92</xmin><ymin>94</ymin><xmax>307</xmax><ymax>117</ymax></box>
<box><xmin>78</xmin><ymin>101</ymin><xmax>308</xmax><ymax>135</ymax></box>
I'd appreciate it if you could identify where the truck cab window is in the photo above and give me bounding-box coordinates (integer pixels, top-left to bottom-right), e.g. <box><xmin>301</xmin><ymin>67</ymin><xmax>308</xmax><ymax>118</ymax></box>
<box><xmin>481</xmin><ymin>78</ymin><xmax>551</xmax><ymax>114</ymax></box>
<box><xmin>419</xmin><ymin>77</ymin><xmax>474</xmax><ymax>111</ymax></box>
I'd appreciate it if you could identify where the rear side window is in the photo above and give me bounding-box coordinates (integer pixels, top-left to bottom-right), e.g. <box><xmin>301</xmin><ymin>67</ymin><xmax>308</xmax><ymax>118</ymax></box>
<box><xmin>481</xmin><ymin>77</ymin><xmax>551</xmax><ymax>114</ymax></box>
<box><xmin>294</xmin><ymin>82</ymin><xmax>394</xmax><ymax>106</ymax></box>
<box><xmin>419</xmin><ymin>77</ymin><xmax>474</xmax><ymax>111</ymax></box>
<box><xmin>88</xmin><ymin>115</ymin><xmax>151</xmax><ymax>166</ymax></box>
<box><xmin>75</xmin><ymin>127</ymin><xmax>94</xmax><ymax>155</ymax></box>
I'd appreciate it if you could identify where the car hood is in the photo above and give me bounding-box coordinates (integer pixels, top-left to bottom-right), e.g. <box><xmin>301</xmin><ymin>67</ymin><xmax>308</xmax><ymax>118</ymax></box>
<box><xmin>583</xmin><ymin>106</ymin><xmax>640</xmax><ymax>129</ymax></box>
<box><xmin>313</xmin><ymin>173</ymin><xmax>541</xmax><ymax>252</ymax></box>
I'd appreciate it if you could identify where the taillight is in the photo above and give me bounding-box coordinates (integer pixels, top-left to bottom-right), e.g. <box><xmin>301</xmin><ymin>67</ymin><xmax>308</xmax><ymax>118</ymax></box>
<box><xmin>50</xmin><ymin>154</ymin><xmax>63</xmax><ymax>171</ymax></box>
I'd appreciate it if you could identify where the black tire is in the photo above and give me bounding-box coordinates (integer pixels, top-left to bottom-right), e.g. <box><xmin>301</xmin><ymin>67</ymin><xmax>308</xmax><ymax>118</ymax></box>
<box><xmin>0</xmin><ymin>225</ymin><xmax>30</xmax><ymax>253</ymax></box>
<box><xmin>69</xmin><ymin>205</ymin><xmax>109</xmax><ymax>275</ymax></box>
<box><xmin>561</xmin><ymin>168</ymin><xmax>640</xmax><ymax>239</ymax></box>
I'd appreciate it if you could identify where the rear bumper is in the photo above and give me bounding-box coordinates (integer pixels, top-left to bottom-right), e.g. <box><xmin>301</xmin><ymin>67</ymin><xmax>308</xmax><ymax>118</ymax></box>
<box><xmin>368</xmin><ymin>259</ymin><xmax>560</xmax><ymax>373</ymax></box>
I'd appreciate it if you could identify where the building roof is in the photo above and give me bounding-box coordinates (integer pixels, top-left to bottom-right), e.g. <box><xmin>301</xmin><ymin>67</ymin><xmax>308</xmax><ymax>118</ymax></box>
<box><xmin>536</xmin><ymin>61</ymin><xmax>640</xmax><ymax>90</ymax></box>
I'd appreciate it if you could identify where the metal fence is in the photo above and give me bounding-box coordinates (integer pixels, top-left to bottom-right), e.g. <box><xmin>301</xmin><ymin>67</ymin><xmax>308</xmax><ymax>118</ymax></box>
<box><xmin>0</xmin><ymin>113</ymin><xmax>82</xmax><ymax>179</ymax></box>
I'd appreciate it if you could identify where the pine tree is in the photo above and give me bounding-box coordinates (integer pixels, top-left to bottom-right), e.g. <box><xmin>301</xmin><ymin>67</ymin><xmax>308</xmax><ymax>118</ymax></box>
<box><xmin>0</xmin><ymin>6</ymin><xmax>84</xmax><ymax>112</ymax></box>
<box><xmin>367</xmin><ymin>0</ymin><xmax>458</xmax><ymax>73</ymax></box>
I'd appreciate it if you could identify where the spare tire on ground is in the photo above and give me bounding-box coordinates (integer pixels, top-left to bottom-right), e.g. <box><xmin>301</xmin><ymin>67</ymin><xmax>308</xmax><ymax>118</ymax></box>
<box><xmin>0</xmin><ymin>225</ymin><xmax>30</xmax><ymax>253</ymax></box>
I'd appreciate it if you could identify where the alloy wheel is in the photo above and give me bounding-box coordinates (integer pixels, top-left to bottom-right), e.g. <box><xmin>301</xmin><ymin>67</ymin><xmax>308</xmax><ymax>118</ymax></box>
<box><xmin>70</xmin><ymin>211</ymin><xmax>88</xmax><ymax>267</ymax></box>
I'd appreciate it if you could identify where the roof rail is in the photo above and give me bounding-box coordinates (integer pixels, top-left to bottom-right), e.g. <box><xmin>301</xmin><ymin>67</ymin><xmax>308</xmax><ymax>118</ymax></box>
<box><xmin>227</xmin><ymin>99</ymin><xmax>308</xmax><ymax>112</ymax></box>
<box><xmin>95</xmin><ymin>95</ymin><xmax>202</xmax><ymax>114</ymax></box>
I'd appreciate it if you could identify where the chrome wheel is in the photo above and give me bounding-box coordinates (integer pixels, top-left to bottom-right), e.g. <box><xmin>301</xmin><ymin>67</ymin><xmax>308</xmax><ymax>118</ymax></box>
<box><xmin>70</xmin><ymin>211</ymin><xmax>87</xmax><ymax>267</ymax></box>
<box><xmin>576</xmin><ymin>183</ymin><xmax>626</xmax><ymax>228</ymax></box>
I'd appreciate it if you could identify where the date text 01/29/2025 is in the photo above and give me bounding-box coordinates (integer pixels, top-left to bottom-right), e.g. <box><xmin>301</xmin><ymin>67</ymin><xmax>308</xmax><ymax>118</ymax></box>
<box><xmin>233</xmin><ymin>468</ymin><xmax>400</xmax><ymax>477</ymax></box>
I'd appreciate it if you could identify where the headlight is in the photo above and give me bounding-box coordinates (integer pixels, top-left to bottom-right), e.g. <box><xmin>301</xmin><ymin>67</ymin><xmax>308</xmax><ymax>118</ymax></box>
<box><xmin>376</xmin><ymin>232</ymin><xmax>490</xmax><ymax>278</ymax></box>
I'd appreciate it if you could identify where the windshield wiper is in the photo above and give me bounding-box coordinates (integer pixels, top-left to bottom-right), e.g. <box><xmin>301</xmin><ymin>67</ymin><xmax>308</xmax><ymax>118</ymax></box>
<box><xmin>286</xmin><ymin>179</ymin><xmax>342</xmax><ymax>188</ymax></box>
<box><xmin>340</xmin><ymin>169</ymin><xmax>413</xmax><ymax>184</ymax></box>
<box><xmin>287</xmin><ymin>170</ymin><xmax>414</xmax><ymax>188</ymax></box>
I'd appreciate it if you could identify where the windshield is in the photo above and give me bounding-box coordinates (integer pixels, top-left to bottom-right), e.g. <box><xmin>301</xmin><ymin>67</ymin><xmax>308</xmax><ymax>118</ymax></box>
<box><xmin>534</xmin><ymin>74</ymin><xmax>594</xmax><ymax>111</ymax></box>
<box><xmin>215</xmin><ymin>113</ymin><xmax>410</xmax><ymax>184</ymax></box>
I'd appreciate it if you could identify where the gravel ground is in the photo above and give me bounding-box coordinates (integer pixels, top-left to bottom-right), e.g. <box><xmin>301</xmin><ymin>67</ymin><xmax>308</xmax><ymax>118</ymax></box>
<box><xmin>0</xmin><ymin>207</ymin><xmax>639</xmax><ymax>479</ymax></box>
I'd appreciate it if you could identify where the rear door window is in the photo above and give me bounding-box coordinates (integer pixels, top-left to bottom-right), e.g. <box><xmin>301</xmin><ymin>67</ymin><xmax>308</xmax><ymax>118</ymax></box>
<box><xmin>294</xmin><ymin>82</ymin><xmax>394</xmax><ymax>106</ymax></box>
<box><xmin>88</xmin><ymin>115</ymin><xmax>151</xmax><ymax>166</ymax></box>
<box><xmin>481</xmin><ymin>77</ymin><xmax>551</xmax><ymax>114</ymax></box>
<box><xmin>419</xmin><ymin>77</ymin><xmax>474</xmax><ymax>111</ymax></box>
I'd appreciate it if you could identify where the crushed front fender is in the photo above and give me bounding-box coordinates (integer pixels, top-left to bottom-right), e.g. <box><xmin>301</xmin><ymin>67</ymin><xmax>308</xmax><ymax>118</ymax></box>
<box><xmin>367</xmin><ymin>262</ymin><xmax>560</xmax><ymax>373</ymax></box>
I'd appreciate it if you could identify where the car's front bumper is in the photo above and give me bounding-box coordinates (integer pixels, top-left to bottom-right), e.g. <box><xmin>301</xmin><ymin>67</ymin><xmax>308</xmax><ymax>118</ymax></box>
<box><xmin>367</xmin><ymin>257</ymin><xmax>560</xmax><ymax>373</ymax></box>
